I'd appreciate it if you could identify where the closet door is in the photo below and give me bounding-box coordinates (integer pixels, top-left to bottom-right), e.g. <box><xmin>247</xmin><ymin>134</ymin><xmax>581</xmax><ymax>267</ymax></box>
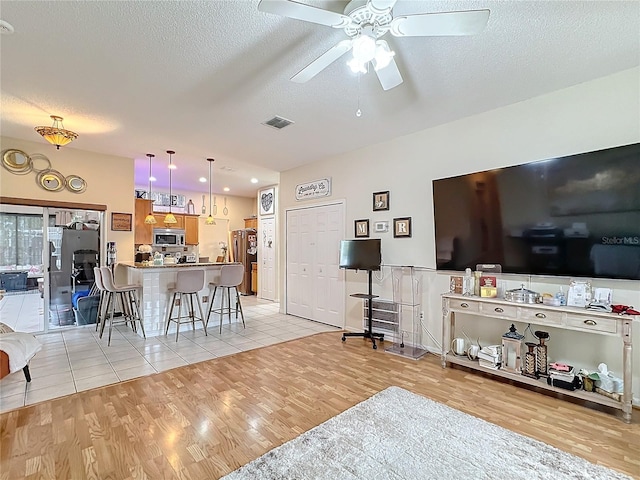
<box><xmin>286</xmin><ymin>203</ymin><xmax>344</xmax><ymax>327</ymax></box>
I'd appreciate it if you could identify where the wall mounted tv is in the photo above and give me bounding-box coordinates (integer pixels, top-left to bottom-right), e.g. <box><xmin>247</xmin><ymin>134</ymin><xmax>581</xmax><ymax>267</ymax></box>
<box><xmin>339</xmin><ymin>239</ymin><xmax>382</xmax><ymax>271</ymax></box>
<box><xmin>432</xmin><ymin>143</ymin><xmax>640</xmax><ymax>280</ymax></box>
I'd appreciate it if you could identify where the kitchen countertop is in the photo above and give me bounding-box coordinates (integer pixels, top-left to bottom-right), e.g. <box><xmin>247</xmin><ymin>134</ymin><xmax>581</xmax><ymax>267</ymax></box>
<box><xmin>119</xmin><ymin>262</ymin><xmax>240</xmax><ymax>269</ymax></box>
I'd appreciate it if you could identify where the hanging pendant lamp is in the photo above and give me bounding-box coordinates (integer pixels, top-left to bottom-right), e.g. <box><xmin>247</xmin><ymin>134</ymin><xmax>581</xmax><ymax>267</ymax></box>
<box><xmin>144</xmin><ymin>153</ymin><xmax>157</xmax><ymax>225</ymax></box>
<box><xmin>34</xmin><ymin>115</ymin><xmax>78</xmax><ymax>149</ymax></box>
<box><xmin>205</xmin><ymin>158</ymin><xmax>216</xmax><ymax>225</ymax></box>
<box><xmin>164</xmin><ymin>150</ymin><xmax>178</xmax><ymax>224</ymax></box>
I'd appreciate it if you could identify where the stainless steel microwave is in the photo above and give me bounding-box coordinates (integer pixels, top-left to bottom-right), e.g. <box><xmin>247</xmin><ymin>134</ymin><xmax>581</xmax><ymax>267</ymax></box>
<box><xmin>153</xmin><ymin>228</ymin><xmax>185</xmax><ymax>246</ymax></box>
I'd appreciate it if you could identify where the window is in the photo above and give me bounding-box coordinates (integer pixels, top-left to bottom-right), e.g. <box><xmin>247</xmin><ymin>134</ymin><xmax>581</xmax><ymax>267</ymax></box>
<box><xmin>0</xmin><ymin>213</ymin><xmax>55</xmax><ymax>270</ymax></box>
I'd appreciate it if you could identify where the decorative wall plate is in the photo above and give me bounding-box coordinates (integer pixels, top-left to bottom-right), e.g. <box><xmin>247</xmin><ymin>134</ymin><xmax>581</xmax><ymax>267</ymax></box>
<box><xmin>2</xmin><ymin>149</ymin><xmax>33</xmax><ymax>174</ymax></box>
<box><xmin>65</xmin><ymin>174</ymin><xmax>87</xmax><ymax>193</ymax></box>
<box><xmin>29</xmin><ymin>153</ymin><xmax>52</xmax><ymax>173</ymax></box>
<box><xmin>36</xmin><ymin>169</ymin><xmax>65</xmax><ymax>192</ymax></box>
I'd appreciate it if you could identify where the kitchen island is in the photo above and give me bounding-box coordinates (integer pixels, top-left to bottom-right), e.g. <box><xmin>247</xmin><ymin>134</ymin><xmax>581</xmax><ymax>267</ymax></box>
<box><xmin>117</xmin><ymin>262</ymin><xmax>239</xmax><ymax>335</ymax></box>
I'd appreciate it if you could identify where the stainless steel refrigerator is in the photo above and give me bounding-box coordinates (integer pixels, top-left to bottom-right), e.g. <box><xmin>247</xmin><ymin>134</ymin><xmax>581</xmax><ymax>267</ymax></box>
<box><xmin>231</xmin><ymin>228</ymin><xmax>257</xmax><ymax>295</ymax></box>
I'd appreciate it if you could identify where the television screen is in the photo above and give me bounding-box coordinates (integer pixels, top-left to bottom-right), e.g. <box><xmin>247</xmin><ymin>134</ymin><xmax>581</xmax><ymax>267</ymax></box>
<box><xmin>432</xmin><ymin>143</ymin><xmax>640</xmax><ymax>280</ymax></box>
<box><xmin>339</xmin><ymin>239</ymin><xmax>382</xmax><ymax>271</ymax></box>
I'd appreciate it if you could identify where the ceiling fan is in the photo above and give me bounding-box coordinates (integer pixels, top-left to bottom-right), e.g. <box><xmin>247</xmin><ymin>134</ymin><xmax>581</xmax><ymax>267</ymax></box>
<box><xmin>258</xmin><ymin>0</ymin><xmax>490</xmax><ymax>90</ymax></box>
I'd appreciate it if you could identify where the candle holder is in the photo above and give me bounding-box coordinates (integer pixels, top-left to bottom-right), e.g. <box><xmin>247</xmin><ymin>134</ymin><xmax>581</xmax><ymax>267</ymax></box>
<box><xmin>534</xmin><ymin>330</ymin><xmax>550</xmax><ymax>377</ymax></box>
<box><xmin>523</xmin><ymin>342</ymin><xmax>538</xmax><ymax>378</ymax></box>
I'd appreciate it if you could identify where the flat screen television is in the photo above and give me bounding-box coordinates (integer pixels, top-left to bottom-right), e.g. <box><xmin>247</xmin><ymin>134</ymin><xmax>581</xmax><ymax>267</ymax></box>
<box><xmin>432</xmin><ymin>143</ymin><xmax>640</xmax><ymax>280</ymax></box>
<box><xmin>339</xmin><ymin>239</ymin><xmax>382</xmax><ymax>271</ymax></box>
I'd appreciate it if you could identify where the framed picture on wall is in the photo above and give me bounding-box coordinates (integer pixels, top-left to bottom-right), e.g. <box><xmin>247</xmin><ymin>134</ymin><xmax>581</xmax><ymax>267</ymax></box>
<box><xmin>373</xmin><ymin>191</ymin><xmax>389</xmax><ymax>211</ymax></box>
<box><xmin>260</xmin><ymin>187</ymin><xmax>275</xmax><ymax>216</ymax></box>
<box><xmin>111</xmin><ymin>212</ymin><xmax>132</xmax><ymax>231</ymax></box>
<box><xmin>355</xmin><ymin>219</ymin><xmax>370</xmax><ymax>238</ymax></box>
<box><xmin>393</xmin><ymin>217</ymin><xmax>411</xmax><ymax>238</ymax></box>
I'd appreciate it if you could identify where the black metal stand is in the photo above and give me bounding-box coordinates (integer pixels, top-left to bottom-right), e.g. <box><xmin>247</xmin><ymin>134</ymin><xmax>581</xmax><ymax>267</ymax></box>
<box><xmin>341</xmin><ymin>270</ymin><xmax>384</xmax><ymax>349</ymax></box>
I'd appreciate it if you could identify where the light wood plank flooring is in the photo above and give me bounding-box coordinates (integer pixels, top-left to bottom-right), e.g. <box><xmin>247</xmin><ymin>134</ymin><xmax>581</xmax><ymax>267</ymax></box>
<box><xmin>1</xmin><ymin>332</ymin><xmax>638</xmax><ymax>479</ymax></box>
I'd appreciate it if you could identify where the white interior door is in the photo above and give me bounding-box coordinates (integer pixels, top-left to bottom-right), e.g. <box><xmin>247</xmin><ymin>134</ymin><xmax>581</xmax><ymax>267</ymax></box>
<box><xmin>286</xmin><ymin>202</ymin><xmax>344</xmax><ymax>327</ymax></box>
<box><xmin>259</xmin><ymin>216</ymin><xmax>276</xmax><ymax>301</ymax></box>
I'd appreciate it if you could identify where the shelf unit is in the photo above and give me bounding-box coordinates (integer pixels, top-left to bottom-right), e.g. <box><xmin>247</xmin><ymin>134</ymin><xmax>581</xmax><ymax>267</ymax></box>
<box><xmin>385</xmin><ymin>266</ymin><xmax>427</xmax><ymax>359</ymax></box>
<box><xmin>441</xmin><ymin>293</ymin><xmax>635</xmax><ymax>422</ymax></box>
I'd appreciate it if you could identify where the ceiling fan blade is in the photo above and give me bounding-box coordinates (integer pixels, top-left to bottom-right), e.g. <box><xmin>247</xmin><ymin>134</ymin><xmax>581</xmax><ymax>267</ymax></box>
<box><xmin>374</xmin><ymin>57</ymin><xmax>403</xmax><ymax>91</ymax></box>
<box><xmin>258</xmin><ymin>0</ymin><xmax>353</xmax><ymax>28</ymax></box>
<box><xmin>368</xmin><ymin>0</ymin><xmax>398</xmax><ymax>14</ymax></box>
<box><xmin>390</xmin><ymin>9</ymin><xmax>490</xmax><ymax>37</ymax></box>
<box><xmin>291</xmin><ymin>40</ymin><xmax>353</xmax><ymax>83</ymax></box>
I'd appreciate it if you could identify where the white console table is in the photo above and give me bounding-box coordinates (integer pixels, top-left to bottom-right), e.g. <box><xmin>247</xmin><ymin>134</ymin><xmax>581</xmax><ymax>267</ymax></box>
<box><xmin>441</xmin><ymin>293</ymin><xmax>636</xmax><ymax>423</ymax></box>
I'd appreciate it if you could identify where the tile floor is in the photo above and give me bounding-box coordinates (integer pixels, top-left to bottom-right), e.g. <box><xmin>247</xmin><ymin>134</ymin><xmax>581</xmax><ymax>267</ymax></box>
<box><xmin>0</xmin><ymin>296</ymin><xmax>341</xmax><ymax>413</ymax></box>
<box><xmin>0</xmin><ymin>290</ymin><xmax>44</xmax><ymax>332</ymax></box>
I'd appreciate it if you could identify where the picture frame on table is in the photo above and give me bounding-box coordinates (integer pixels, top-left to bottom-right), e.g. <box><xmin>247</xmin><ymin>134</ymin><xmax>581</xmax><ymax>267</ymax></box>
<box><xmin>355</xmin><ymin>219</ymin><xmax>370</xmax><ymax>238</ymax></box>
<box><xmin>393</xmin><ymin>217</ymin><xmax>412</xmax><ymax>238</ymax></box>
<box><xmin>373</xmin><ymin>191</ymin><xmax>389</xmax><ymax>211</ymax></box>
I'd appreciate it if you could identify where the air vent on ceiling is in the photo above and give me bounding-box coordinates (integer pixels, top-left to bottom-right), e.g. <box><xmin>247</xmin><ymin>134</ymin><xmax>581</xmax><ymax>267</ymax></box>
<box><xmin>262</xmin><ymin>116</ymin><xmax>294</xmax><ymax>130</ymax></box>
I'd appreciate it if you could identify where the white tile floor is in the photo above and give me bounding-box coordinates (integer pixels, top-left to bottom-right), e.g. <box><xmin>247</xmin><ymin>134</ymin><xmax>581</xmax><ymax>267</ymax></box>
<box><xmin>0</xmin><ymin>290</ymin><xmax>44</xmax><ymax>332</ymax></box>
<box><xmin>0</xmin><ymin>296</ymin><xmax>340</xmax><ymax>413</ymax></box>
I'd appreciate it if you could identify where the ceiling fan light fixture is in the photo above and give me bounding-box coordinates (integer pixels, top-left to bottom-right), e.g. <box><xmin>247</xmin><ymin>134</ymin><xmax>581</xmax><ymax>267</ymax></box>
<box><xmin>348</xmin><ymin>57</ymin><xmax>367</xmax><ymax>74</ymax></box>
<box><xmin>373</xmin><ymin>40</ymin><xmax>395</xmax><ymax>70</ymax></box>
<box><xmin>352</xmin><ymin>31</ymin><xmax>376</xmax><ymax>63</ymax></box>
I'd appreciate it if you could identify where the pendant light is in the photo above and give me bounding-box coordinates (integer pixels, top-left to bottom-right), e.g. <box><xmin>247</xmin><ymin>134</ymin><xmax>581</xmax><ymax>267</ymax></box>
<box><xmin>205</xmin><ymin>158</ymin><xmax>216</xmax><ymax>225</ymax></box>
<box><xmin>164</xmin><ymin>150</ymin><xmax>177</xmax><ymax>224</ymax></box>
<box><xmin>144</xmin><ymin>153</ymin><xmax>157</xmax><ymax>224</ymax></box>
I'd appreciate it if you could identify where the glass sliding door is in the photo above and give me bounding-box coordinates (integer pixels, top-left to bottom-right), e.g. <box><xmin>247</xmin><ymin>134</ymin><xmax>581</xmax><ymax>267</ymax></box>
<box><xmin>0</xmin><ymin>207</ymin><xmax>47</xmax><ymax>332</ymax></box>
<box><xmin>47</xmin><ymin>209</ymin><xmax>101</xmax><ymax>330</ymax></box>
<box><xmin>0</xmin><ymin>204</ymin><xmax>103</xmax><ymax>333</ymax></box>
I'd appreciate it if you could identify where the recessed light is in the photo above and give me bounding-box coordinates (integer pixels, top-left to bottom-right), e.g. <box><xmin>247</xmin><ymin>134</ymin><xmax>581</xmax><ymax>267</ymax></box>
<box><xmin>223</xmin><ymin>187</ymin><xmax>230</xmax><ymax>192</ymax></box>
<box><xmin>250</xmin><ymin>178</ymin><xmax>258</xmax><ymax>184</ymax></box>
<box><xmin>168</xmin><ymin>164</ymin><xmax>177</xmax><ymax>170</ymax></box>
<box><xmin>149</xmin><ymin>176</ymin><xmax>156</xmax><ymax>182</ymax></box>
<box><xmin>199</xmin><ymin>177</ymin><xmax>207</xmax><ymax>183</ymax></box>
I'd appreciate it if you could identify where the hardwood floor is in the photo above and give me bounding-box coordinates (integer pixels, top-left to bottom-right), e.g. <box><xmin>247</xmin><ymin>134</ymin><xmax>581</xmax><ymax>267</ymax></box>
<box><xmin>1</xmin><ymin>332</ymin><xmax>638</xmax><ymax>479</ymax></box>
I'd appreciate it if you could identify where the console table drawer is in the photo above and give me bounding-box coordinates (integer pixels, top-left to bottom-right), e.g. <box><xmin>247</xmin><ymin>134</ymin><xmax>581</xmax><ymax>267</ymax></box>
<box><xmin>449</xmin><ymin>299</ymin><xmax>479</xmax><ymax>312</ymax></box>
<box><xmin>480</xmin><ymin>303</ymin><xmax>518</xmax><ymax>318</ymax></box>
<box><xmin>519</xmin><ymin>308</ymin><xmax>563</xmax><ymax>326</ymax></box>
<box><xmin>565</xmin><ymin>314</ymin><xmax>618</xmax><ymax>334</ymax></box>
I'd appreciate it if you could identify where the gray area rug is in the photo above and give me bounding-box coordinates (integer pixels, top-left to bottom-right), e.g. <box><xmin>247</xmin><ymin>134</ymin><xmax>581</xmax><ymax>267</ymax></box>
<box><xmin>222</xmin><ymin>386</ymin><xmax>632</xmax><ymax>480</ymax></box>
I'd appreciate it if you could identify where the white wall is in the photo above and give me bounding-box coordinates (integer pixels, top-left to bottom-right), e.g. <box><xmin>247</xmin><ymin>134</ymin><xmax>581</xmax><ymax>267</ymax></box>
<box><xmin>279</xmin><ymin>67</ymin><xmax>640</xmax><ymax>403</ymax></box>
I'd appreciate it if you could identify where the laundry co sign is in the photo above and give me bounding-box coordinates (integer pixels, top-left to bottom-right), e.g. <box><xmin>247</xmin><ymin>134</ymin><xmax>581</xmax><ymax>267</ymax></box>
<box><xmin>295</xmin><ymin>178</ymin><xmax>331</xmax><ymax>201</ymax></box>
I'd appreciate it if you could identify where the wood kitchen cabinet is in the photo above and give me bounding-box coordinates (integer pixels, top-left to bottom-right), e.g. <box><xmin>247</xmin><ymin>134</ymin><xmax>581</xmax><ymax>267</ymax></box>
<box><xmin>244</xmin><ymin>217</ymin><xmax>257</xmax><ymax>229</ymax></box>
<box><xmin>184</xmin><ymin>215</ymin><xmax>199</xmax><ymax>245</ymax></box>
<box><xmin>251</xmin><ymin>262</ymin><xmax>257</xmax><ymax>293</ymax></box>
<box><xmin>134</xmin><ymin>199</ymin><xmax>153</xmax><ymax>245</ymax></box>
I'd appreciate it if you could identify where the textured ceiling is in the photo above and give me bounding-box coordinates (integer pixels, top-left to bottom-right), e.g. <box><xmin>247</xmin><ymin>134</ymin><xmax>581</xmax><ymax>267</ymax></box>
<box><xmin>1</xmin><ymin>1</ymin><xmax>638</xmax><ymax>197</ymax></box>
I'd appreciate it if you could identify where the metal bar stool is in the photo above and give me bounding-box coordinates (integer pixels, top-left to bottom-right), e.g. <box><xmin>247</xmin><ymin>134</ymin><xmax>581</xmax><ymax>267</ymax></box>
<box><xmin>92</xmin><ymin>266</ymin><xmax>107</xmax><ymax>333</ymax></box>
<box><xmin>99</xmin><ymin>266</ymin><xmax>145</xmax><ymax>345</ymax></box>
<box><xmin>164</xmin><ymin>269</ymin><xmax>207</xmax><ymax>341</ymax></box>
<box><xmin>206</xmin><ymin>264</ymin><xmax>246</xmax><ymax>334</ymax></box>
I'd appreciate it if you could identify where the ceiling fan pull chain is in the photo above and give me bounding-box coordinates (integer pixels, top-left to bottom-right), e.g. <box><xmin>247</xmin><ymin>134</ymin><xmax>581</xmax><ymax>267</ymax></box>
<box><xmin>356</xmin><ymin>72</ymin><xmax>362</xmax><ymax>117</ymax></box>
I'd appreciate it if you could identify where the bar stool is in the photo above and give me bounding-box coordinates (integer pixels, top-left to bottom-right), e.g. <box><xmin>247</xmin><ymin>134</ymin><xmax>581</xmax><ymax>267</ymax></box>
<box><xmin>164</xmin><ymin>269</ymin><xmax>207</xmax><ymax>341</ymax></box>
<box><xmin>206</xmin><ymin>264</ymin><xmax>246</xmax><ymax>334</ymax></box>
<box><xmin>99</xmin><ymin>266</ymin><xmax>145</xmax><ymax>345</ymax></box>
<box><xmin>92</xmin><ymin>267</ymin><xmax>107</xmax><ymax>333</ymax></box>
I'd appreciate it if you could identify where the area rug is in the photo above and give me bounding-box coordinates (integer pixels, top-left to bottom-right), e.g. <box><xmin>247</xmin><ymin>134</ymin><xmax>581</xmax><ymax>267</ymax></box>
<box><xmin>222</xmin><ymin>386</ymin><xmax>631</xmax><ymax>480</ymax></box>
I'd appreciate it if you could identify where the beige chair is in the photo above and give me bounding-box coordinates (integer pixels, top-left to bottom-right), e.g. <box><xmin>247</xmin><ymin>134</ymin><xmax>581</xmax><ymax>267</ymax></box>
<box><xmin>206</xmin><ymin>264</ymin><xmax>246</xmax><ymax>334</ymax></box>
<box><xmin>165</xmin><ymin>270</ymin><xmax>207</xmax><ymax>341</ymax></box>
<box><xmin>99</xmin><ymin>266</ymin><xmax>145</xmax><ymax>345</ymax></box>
